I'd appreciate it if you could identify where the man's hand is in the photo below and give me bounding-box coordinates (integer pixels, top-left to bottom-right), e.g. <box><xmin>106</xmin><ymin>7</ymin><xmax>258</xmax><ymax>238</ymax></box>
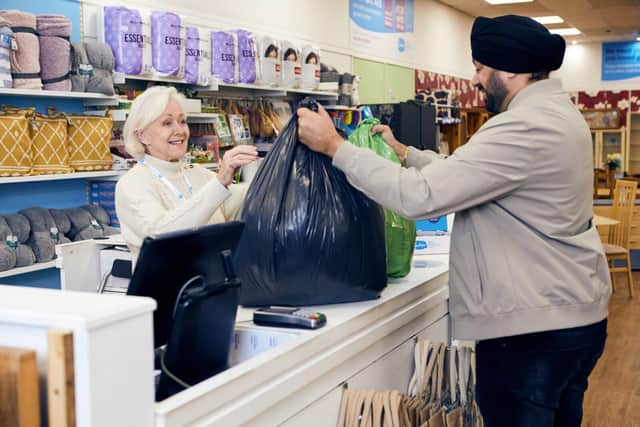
<box><xmin>297</xmin><ymin>104</ymin><xmax>344</xmax><ymax>158</ymax></box>
<box><xmin>371</xmin><ymin>124</ymin><xmax>407</xmax><ymax>161</ymax></box>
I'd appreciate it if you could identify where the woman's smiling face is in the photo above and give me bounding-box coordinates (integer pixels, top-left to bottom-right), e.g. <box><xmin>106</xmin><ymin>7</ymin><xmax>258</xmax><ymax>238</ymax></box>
<box><xmin>138</xmin><ymin>99</ymin><xmax>190</xmax><ymax>161</ymax></box>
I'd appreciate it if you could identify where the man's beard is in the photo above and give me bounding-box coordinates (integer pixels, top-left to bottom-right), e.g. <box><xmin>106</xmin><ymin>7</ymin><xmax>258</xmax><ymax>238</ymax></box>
<box><xmin>481</xmin><ymin>71</ymin><xmax>508</xmax><ymax>114</ymax></box>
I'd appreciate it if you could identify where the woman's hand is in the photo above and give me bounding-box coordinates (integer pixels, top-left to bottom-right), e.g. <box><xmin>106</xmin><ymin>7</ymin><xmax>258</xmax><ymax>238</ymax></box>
<box><xmin>371</xmin><ymin>124</ymin><xmax>408</xmax><ymax>161</ymax></box>
<box><xmin>217</xmin><ymin>145</ymin><xmax>259</xmax><ymax>187</ymax></box>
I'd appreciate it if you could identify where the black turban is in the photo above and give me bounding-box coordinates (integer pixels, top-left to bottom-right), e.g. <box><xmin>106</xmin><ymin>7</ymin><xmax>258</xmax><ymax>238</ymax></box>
<box><xmin>471</xmin><ymin>15</ymin><xmax>566</xmax><ymax>73</ymax></box>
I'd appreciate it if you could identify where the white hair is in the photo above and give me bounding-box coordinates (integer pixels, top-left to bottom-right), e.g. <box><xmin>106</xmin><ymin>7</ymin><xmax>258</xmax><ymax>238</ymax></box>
<box><xmin>123</xmin><ymin>86</ymin><xmax>188</xmax><ymax>159</ymax></box>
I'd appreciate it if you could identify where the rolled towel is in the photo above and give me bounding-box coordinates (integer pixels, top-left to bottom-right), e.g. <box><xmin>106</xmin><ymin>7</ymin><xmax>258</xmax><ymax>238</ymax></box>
<box><xmin>3</xmin><ymin>214</ymin><xmax>30</xmax><ymax>243</ymax></box>
<box><xmin>37</xmin><ymin>14</ymin><xmax>72</xmax><ymax>91</ymax></box>
<box><xmin>81</xmin><ymin>204</ymin><xmax>110</xmax><ymax>227</ymax></box>
<box><xmin>0</xmin><ymin>16</ymin><xmax>12</xmax><ymax>88</ymax></box>
<box><xmin>28</xmin><ymin>231</ymin><xmax>55</xmax><ymax>262</ymax></box>
<box><xmin>49</xmin><ymin>208</ymin><xmax>71</xmax><ymax>235</ymax></box>
<box><xmin>2</xmin><ymin>214</ymin><xmax>36</xmax><ymax>267</ymax></box>
<box><xmin>84</xmin><ymin>41</ymin><xmax>115</xmax><ymax>95</ymax></box>
<box><xmin>63</xmin><ymin>207</ymin><xmax>105</xmax><ymax>240</ymax></box>
<box><xmin>70</xmin><ymin>42</ymin><xmax>90</xmax><ymax>92</ymax></box>
<box><xmin>0</xmin><ymin>10</ymin><xmax>41</xmax><ymax>89</ymax></box>
<box><xmin>19</xmin><ymin>207</ymin><xmax>57</xmax><ymax>232</ymax></box>
<box><xmin>0</xmin><ymin>246</ymin><xmax>17</xmax><ymax>272</ymax></box>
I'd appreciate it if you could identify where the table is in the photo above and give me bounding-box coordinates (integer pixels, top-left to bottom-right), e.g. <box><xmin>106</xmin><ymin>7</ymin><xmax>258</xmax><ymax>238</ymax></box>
<box><xmin>593</xmin><ymin>214</ymin><xmax>620</xmax><ymax>227</ymax></box>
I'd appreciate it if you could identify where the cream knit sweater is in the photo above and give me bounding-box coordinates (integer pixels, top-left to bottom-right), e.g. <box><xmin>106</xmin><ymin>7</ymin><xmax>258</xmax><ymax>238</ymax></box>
<box><xmin>115</xmin><ymin>155</ymin><xmax>246</xmax><ymax>266</ymax></box>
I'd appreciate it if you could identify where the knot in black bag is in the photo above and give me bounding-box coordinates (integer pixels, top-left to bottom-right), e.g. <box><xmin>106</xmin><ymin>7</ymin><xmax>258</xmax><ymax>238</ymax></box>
<box><xmin>235</xmin><ymin>98</ymin><xmax>387</xmax><ymax>306</ymax></box>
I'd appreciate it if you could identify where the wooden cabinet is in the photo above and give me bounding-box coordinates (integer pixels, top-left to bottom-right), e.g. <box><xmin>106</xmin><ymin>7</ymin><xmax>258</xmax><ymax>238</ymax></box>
<box><xmin>440</xmin><ymin>107</ymin><xmax>489</xmax><ymax>154</ymax></box>
<box><xmin>625</xmin><ymin>113</ymin><xmax>640</xmax><ymax>174</ymax></box>
<box><xmin>592</xmin><ymin>129</ymin><xmax>626</xmax><ymax>170</ymax></box>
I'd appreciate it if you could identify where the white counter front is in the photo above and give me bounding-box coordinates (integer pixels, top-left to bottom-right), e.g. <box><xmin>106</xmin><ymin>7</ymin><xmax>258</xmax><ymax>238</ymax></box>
<box><xmin>156</xmin><ymin>256</ymin><xmax>450</xmax><ymax>427</ymax></box>
<box><xmin>1</xmin><ymin>254</ymin><xmax>449</xmax><ymax>427</ymax></box>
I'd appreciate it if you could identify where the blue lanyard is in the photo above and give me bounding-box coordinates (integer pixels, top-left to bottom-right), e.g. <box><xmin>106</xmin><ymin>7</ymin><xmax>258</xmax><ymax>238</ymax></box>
<box><xmin>139</xmin><ymin>158</ymin><xmax>193</xmax><ymax>200</ymax></box>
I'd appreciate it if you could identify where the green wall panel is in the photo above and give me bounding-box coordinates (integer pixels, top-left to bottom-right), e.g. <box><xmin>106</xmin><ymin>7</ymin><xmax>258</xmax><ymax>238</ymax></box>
<box><xmin>384</xmin><ymin>64</ymin><xmax>415</xmax><ymax>103</ymax></box>
<box><xmin>353</xmin><ymin>58</ymin><xmax>386</xmax><ymax>104</ymax></box>
<box><xmin>352</xmin><ymin>58</ymin><xmax>415</xmax><ymax>105</ymax></box>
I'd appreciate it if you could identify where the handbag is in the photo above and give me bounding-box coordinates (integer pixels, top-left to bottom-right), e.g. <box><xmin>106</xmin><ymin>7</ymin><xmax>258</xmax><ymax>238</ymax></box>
<box><xmin>66</xmin><ymin>115</ymin><xmax>113</xmax><ymax>171</ymax></box>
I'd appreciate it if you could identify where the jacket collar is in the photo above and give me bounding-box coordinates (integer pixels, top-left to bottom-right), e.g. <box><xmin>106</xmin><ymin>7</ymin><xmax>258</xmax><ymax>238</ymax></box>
<box><xmin>507</xmin><ymin>78</ymin><xmax>563</xmax><ymax>111</ymax></box>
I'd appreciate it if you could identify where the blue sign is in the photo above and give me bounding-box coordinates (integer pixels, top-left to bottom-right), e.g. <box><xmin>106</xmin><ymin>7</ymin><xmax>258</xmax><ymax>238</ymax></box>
<box><xmin>416</xmin><ymin>216</ymin><xmax>448</xmax><ymax>234</ymax></box>
<box><xmin>602</xmin><ymin>41</ymin><xmax>640</xmax><ymax>81</ymax></box>
<box><xmin>349</xmin><ymin>0</ymin><xmax>414</xmax><ymax>34</ymax></box>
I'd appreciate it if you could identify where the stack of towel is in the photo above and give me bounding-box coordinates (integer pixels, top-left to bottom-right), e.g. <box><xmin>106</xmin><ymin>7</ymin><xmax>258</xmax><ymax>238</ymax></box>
<box><xmin>0</xmin><ymin>10</ymin><xmax>41</xmax><ymax>89</ymax></box>
<box><xmin>36</xmin><ymin>14</ymin><xmax>72</xmax><ymax>91</ymax></box>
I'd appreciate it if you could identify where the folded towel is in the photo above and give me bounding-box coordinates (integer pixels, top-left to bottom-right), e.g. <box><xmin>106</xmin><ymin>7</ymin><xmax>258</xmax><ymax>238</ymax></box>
<box><xmin>84</xmin><ymin>41</ymin><xmax>115</xmax><ymax>95</ymax></box>
<box><xmin>37</xmin><ymin>14</ymin><xmax>72</xmax><ymax>91</ymax></box>
<box><xmin>0</xmin><ymin>216</ymin><xmax>17</xmax><ymax>271</ymax></box>
<box><xmin>0</xmin><ymin>10</ymin><xmax>41</xmax><ymax>89</ymax></box>
<box><xmin>63</xmin><ymin>207</ymin><xmax>106</xmax><ymax>241</ymax></box>
<box><xmin>70</xmin><ymin>42</ymin><xmax>90</xmax><ymax>92</ymax></box>
<box><xmin>0</xmin><ymin>16</ymin><xmax>12</xmax><ymax>89</ymax></box>
<box><xmin>19</xmin><ymin>207</ymin><xmax>57</xmax><ymax>232</ymax></box>
<box><xmin>49</xmin><ymin>208</ymin><xmax>71</xmax><ymax>234</ymax></box>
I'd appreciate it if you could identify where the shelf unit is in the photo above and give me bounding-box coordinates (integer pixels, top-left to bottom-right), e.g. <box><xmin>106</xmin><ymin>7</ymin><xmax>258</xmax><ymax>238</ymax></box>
<box><xmin>0</xmin><ymin>261</ymin><xmax>57</xmax><ymax>279</ymax></box>
<box><xmin>0</xmin><ymin>87</ymin><xmax>118</xmax><ymax>101</ymax></box>
<box><xmin>0</xmin><ymin>170</ymin><xmax>126</xmax><ymax>185</ymax></box>
<box><xmin>592</xmin><ymin>128</ymin><xmax>626</xmax><ymax>171</ymax></box>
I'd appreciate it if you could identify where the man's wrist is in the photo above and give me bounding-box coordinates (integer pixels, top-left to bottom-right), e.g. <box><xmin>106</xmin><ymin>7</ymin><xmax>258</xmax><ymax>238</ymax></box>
<box><xmin>325</xmin><ymin>135</ymin><xmax>345</xmax><ymax>158</ymax></box>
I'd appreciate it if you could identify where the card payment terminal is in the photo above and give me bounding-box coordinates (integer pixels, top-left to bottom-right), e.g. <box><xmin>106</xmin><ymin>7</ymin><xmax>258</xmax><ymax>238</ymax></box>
<box><xmin>253</xmin><ymin>306</ymin><xmax>327</xmax><ymax>329</ymax></box>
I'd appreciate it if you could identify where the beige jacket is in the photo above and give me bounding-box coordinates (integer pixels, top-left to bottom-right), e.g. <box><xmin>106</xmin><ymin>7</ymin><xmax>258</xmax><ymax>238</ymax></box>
<box><xmin>115</xmin><ymin>155</ymin><xmax>246</xmax><ymax>266</ymax></box>
<box><xmin>333</xmin><ymin>79</ymin><xmax>611</xmax><ymax>340</ymax></box>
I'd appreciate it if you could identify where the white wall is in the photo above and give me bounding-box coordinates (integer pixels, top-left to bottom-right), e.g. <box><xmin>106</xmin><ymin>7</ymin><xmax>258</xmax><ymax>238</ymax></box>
<box><xmin>83</xmin><ymin>0</ymin><xmax>475</xmax><ymax>78</ymax></box>
<box><xmin>555</xmin><ymin>43</ymin><xmax>640</xmax><ymax>91</ymax></box>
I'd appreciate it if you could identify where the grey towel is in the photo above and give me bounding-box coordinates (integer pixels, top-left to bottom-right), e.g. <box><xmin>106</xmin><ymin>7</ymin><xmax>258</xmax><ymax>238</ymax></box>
<box><xmin>19</xmin><ymin>207</ymin><xmax>57</xmax><ymax>232</ymax></box>
<box><xmin>3</xmin><ymin>213</ymin><xmax>36</xmax><ymax>267</ymax></box>
<box><xmin>29</xmin><ymin>231</ymin><xmax>55</xmax><ymax>262</ymax></box>
<box><xmin>49</xmin><ymin>208</ymin><xmax>72</xmax><ymax>243</ymax></box>
<box><xmin>84</xmin><ymin>41</ymin><xmax>115</xmax><ymax>95</ymax></box>
<box><xmin>63</xmin><ymin>207</ymin><xmax>105</xmax><ymax>241</ymax></box>
<box><xmin>81</xmin><ymin>204</ymin><xmax>110</xmax><ymax>226</ymax></box>
<box><xmin>0</xmin><ymin>216</ymin><xmax>16</xmax><ymax>271</ymax></box>
<box><xmin>70</xmin><ymin>42</ymin><xmax>90</xmax><ymax>92</ymax></box>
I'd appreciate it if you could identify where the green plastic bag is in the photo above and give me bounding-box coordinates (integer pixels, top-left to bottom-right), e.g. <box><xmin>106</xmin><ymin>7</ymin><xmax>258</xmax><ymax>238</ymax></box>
<box><xmin>348</xmin><ymin>118</ymin><xmax>416</xmax><ymax>278</ymax></box>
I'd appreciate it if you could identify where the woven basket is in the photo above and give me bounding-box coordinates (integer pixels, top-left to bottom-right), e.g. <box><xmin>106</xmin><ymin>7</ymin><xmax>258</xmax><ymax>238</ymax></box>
<box><xmin>0</xmin><ymin>112</ymin><xmax>32</xmax><ymax>176</ymax></box>
<box><xmin>31</xmin><ymin>114</ymin><xmax>74</xmax><ymax>175</ymax></box>
<box><xmin>67</xmin><ymin>115</ymin><xmax>113</xmax><ymax>171</ymax></box>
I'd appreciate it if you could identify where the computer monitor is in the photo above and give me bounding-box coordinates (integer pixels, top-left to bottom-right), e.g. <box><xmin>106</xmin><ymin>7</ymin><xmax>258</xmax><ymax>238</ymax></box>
<box><xmin>127</xmin><ymin>221</ymin><xmax>245</xmax><ymax>348</ymax></box>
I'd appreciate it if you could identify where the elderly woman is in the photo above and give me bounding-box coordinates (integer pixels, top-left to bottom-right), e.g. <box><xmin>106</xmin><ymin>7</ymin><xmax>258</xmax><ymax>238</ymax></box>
<box><xmin>115</xmin><ymin>86</ymin><xmax>258</xmax><ymax>266</ymax></box>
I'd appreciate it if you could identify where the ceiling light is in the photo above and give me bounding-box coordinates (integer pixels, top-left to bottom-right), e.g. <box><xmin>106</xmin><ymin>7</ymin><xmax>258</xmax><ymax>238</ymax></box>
<box><xmin>637</xmin><ymin>37</ymin><xmax>640</xmax><ymax>41</ymax></box>
<box><xmin>484</xmin><ymin>0</ymin><xmax>533</xmax><ymax>4</ymax></box>
<box><xmin>549</xmin><ymin>28</ymin><xmax>581</xmax><ymax>36</ymax></box>
<box><xmin>572</xmin><ymin>40</ymin><xmax>577</xmax><ymax>45</ymax></box>
<box><xmin>532</xmin><ymin>16</ymin><xmax>564</xmax><ymax>24</ymax></box>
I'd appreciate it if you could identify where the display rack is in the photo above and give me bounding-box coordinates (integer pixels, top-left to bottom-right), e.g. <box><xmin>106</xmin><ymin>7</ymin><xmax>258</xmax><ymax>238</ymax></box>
<box><xmin>0</xmin><ymin>261</ymin><xmax>57</xmax><ymax>279</ymax></box>
<box><xmin>0</xmin><ymin>87</ymin><xmax>118</xmax><ymax>101</ymax></box>
<box><xmin>0</xmin><ymin>171</ymin><xmax>126</xmax><ymax>185</ymax></box>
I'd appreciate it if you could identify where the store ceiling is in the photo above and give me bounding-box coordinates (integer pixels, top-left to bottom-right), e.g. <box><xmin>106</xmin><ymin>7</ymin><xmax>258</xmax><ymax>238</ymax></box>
<box><xmin>436</xmin><ymin>0</ymin><xmax>640</xmax><ymax>43</ymax></box>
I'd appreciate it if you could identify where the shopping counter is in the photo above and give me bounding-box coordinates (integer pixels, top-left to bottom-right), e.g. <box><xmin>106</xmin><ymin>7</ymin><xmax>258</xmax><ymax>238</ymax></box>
<box><xmin>0</xmin><ymin>255</ymin><xmax>449</xmax><ymax>427</ymax></box>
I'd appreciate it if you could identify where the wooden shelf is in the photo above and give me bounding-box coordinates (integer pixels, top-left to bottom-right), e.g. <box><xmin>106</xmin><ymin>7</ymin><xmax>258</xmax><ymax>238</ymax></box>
<box><xmin>0</xmin><ymin>170</ymin><xmax>126</xmax><ymax>184</ymax></box>
<box><xmin>0</xmin><ymin>260</ymin><xmax>56</xmax><ymax>279</ymax></box>
<box><xmin>0</xmin><ymin>88</ymin><xmax>118</xmax><ymax>101</ymax></box>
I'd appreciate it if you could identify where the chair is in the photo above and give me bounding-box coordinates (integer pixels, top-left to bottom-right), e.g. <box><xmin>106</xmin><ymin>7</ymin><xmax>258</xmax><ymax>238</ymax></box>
<box><xmin>603</xmin><ymin>179</ymin><xmax>638</xmax><ymax>298</ymax></box>
<box><xmin>593</xmin><ymin>167</ymin><xmax>615</xmax><ymax>199</ymax></box>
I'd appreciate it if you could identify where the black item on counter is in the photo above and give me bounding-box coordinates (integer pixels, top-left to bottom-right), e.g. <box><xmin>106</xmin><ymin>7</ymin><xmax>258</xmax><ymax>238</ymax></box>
<box><xmin>368</xmin><ymin>101</ymin><xmax>438</xmax><ymax>152</ymax></box>
<box><xmin>235</xmin><ymin>97</ymin><xmax>387</xmax><ymax>307</ymax></box>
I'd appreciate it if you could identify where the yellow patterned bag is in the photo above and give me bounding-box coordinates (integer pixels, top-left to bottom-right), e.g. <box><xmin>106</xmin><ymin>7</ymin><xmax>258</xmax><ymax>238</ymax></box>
<box><xmin>30</xmin><ymin>114</ymin><xmax>74</xmax><ymax>175</ymax></box>
<box><xmin>67</xmin><ymin>115</ymin><xmax>112</xmax><ymax>171</ymax></box>
<box><xmin>0</xmin><ymin>111</ymin><xmax>32</xmax><ymax>177</ymax></box>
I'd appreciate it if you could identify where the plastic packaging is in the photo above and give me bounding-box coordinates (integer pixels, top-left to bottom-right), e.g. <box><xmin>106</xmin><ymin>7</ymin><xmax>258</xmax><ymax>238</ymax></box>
<box><xmin>348</xmin><ymin>118</ymin><xmax>416</xmax><ymax>278</ymax></box>
<box><xmin>301</xmin><ymin>45</ymin><xmax>320</xmax><ymax>89</ymax></box>
<box><xmin>235</xmin><ymin>30</ymin><xmax>257</xmax><ymax>83</ymax></box>
<box><xmin>210</xmin><ymin>30</ymin><xmax>236</xmax><ymax>83</ymax></box>
<box><xmin>235</xmin><ymin>98</ymin><xmax>387</xmax><ymax>306</ymax></box>
<box><xmin>280</xmin><ymin>41</ymin><xmax>301</xmax><ymax>88</ymax></box>
<box><xmin>184</xmin><ymin>27</ymin><xmax>211</xmax><ymax>85</ymax></box>
<box><xmin>150</xmin><ymin>11</ymin><xmax>184</xmax><ymax>77</ymax></box>
<box><xmin>256</xmin><ymin>35</ymin><xmax>281</xmax><ymax>86</ymax></box>
<box><xmin>103</xmin><ymin>6</ymin><xmax>148</xmax><ymax>75</ymax></box>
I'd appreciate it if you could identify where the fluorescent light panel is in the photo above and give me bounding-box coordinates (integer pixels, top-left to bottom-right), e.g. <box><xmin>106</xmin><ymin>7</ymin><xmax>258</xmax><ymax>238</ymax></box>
<box><xmin>532</xmin><ymin>16</ymin><xmax>564</xmax><ymax>24</ymax></box>
<box><xmin>549</xmin><ymin>28</ymin><xmax>581</xmax><ymax>36</ymax></box>
<box><xmin>484</xmin><ymin>0</ymin><xmax>533</xmax><ymax>4</ymax></box>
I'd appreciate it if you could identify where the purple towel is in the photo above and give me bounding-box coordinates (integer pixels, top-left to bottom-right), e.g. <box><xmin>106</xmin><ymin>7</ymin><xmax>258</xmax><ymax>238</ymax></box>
<box><xmin>185</xmin><ymin>27</ymin><xmax>210</xmax><ymax>85</ymax></box>
<box><xmin>150</xmin><ymin>11</ymin><xmax>183</xmax><ymax>77</ymax></box>
<box><xmin>103</xmin><ymin>6</ymin><xmax>150</xmax><ymax>75</ymax></box>
<box><xmin>211</xmin><ymin>31</ymin><xmax>236</xmax><ymax>83</ymax></box>
<box><xmin>235</xmin><ymin>30</ymin><xmax>256</xmax><ymax>83</ymax></box>
<box><xmin>37</xmin><ymin>14</ymin><xmax>72</xmax><ymax>91</ymax></box>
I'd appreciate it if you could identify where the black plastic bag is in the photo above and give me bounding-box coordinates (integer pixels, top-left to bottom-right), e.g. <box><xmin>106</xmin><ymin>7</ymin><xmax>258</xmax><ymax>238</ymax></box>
<box><xmin>235</xmin><ymin>98</ymin><xmax>387</xmax><ymax>306</ymax></box>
